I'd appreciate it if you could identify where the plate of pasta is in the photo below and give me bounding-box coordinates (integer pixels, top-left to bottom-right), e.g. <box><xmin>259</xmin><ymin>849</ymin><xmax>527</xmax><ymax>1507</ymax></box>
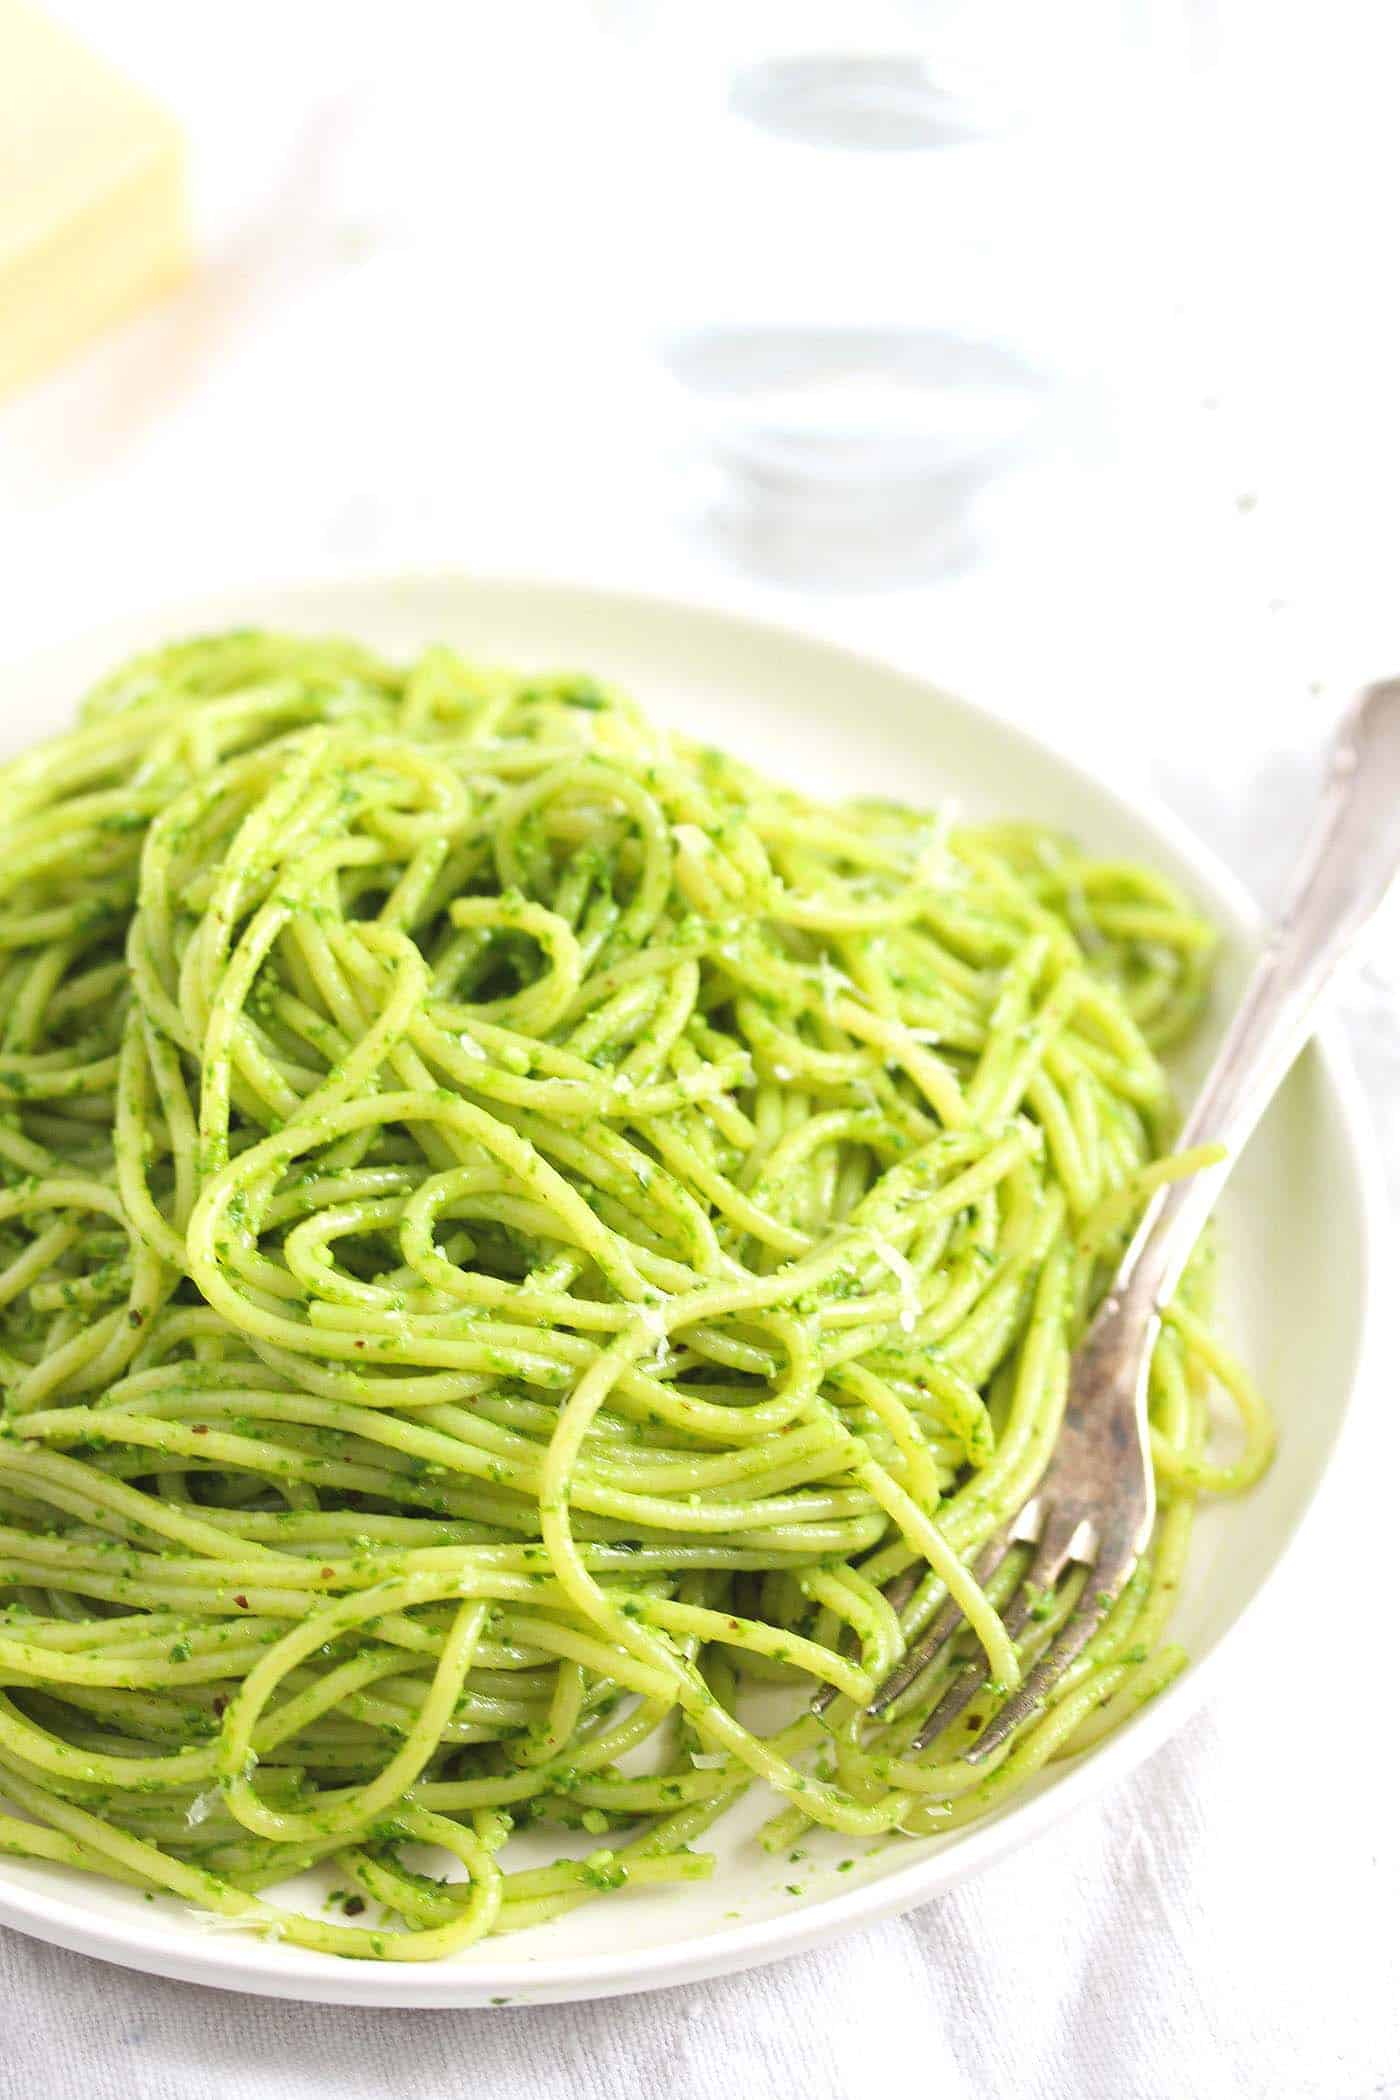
<box><xmin>0</xmin><ymin>572</ymin><xmax>1378</xmax><ymax>2004</ymax></box>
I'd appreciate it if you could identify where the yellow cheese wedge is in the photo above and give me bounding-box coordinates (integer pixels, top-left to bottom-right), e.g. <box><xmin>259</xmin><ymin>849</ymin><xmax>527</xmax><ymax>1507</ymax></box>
<box><xmin>0</xmin><ymin>1</ymin><xmax>190</xmax><ymax>401</ymax></box>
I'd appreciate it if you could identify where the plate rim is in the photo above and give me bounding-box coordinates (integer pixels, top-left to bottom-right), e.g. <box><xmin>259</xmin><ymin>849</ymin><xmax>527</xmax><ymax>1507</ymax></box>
<box><xmin>0</xmin><ymin>563</ymin><xmax>1385</xmax><ymax>2006</ymax></box>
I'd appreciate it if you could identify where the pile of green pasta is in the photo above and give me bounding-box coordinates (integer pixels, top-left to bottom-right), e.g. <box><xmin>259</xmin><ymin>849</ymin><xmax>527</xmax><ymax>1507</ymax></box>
<box><xmin>0</xmin><ymin>633</ymin><xmax>1273</xmax><ymax>1961</ymax></box>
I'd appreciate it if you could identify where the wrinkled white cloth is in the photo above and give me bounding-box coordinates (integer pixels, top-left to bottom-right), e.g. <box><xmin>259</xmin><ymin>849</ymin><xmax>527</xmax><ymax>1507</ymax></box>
<box><xmin>2</xmin><ymin>6</ymin><xmax>1399</xmax><ymax>2093</ymax></box>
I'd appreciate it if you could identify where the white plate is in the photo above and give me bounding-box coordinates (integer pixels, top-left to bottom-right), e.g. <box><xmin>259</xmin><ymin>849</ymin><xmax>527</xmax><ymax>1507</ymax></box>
<box><xmin>0</xmin><ymin>571</ymin><xmax>1381</xmax><ymax>2006</ymax></box>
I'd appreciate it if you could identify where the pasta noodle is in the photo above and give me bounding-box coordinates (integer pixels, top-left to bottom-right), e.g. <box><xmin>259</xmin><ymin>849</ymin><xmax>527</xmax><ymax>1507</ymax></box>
<box><xmin>0</xmin><ymin>632</ymin><xmax>1272</xmax><ymax>1959</ymax></box>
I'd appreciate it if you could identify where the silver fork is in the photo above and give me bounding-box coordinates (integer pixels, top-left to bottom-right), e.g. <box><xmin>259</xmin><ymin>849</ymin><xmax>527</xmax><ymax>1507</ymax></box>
<box><xmin>860</xmin><ymin>676</ymin><xmax>1400</xmax><ymax>1764</ymax></box>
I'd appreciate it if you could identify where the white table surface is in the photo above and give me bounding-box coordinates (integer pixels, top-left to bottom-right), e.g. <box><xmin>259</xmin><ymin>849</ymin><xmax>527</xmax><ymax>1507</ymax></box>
<box><xmin>1</xmin><ymin>6</ymin><xmax>1398</xmax><ymax>2094</ymax></box>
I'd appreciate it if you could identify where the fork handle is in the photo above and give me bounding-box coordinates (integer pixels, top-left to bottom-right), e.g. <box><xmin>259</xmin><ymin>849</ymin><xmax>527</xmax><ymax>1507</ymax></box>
<box><xmin>1112</xmin><ymin>676</ymin><xmax>1400</xmax><ymax>1322</ymax></box>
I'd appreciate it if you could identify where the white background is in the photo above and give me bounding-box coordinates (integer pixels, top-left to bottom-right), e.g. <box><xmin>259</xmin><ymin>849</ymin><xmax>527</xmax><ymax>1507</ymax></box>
<box><xmin>1</xmin><ymin>4</ymin><xmax>1398</xmax><ymax>2095</ymax></box>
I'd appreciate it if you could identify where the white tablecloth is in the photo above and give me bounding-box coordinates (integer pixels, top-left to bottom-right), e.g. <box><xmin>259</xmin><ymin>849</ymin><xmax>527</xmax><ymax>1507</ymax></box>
<box><xmin>1</xmin><ymin>6</ymin><xmax>1397</xmax><ymax>2094</ymax></box>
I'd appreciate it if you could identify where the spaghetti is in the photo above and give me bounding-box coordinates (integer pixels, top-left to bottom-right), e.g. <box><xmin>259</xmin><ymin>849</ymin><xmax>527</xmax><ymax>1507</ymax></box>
<box><xmin>0</xmin><ymin>632</ymin><xmax>1272</xmax><ymax>1959</ymax></box>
